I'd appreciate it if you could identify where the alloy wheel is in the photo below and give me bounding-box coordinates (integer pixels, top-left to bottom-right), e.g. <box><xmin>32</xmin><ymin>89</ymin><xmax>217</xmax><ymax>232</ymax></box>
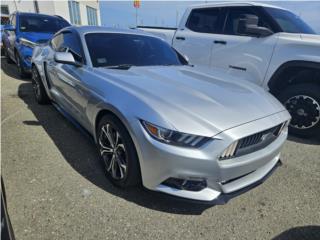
<box><xmin>284</xmin><ymin>95</ymin><xmax>320</xmax><ymax>129</ymax></box>
<box><xmin>32</xmin><ymin>68</ymin><xmax>41</xmax><ymax>99</ymax></box>
<box><xmin>99</xmin><ymin>123</ymin><xmax>128</xmax><ymax>180</ymax></box>
<box><xmin>16</xmin><ymin>54</ymin><xmax>21</xmax><ymax>73</ymax></box>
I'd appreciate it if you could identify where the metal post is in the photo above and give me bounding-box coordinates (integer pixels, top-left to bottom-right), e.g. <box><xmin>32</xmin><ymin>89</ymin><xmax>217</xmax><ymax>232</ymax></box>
<box><xmin>135</xmin><ymin>8</ymin><xmax>138</xmax><ymax>26</ymax></box>
<box><xmin>13</xmin><ymin>0</ymin><xmax>18</xmax><ymax>11</ymax></box>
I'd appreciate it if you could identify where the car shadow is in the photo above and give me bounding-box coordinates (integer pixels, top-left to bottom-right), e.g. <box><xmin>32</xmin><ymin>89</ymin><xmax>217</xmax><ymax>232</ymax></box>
<box><xmin>272</xmin><ymin>225</ymin><xmax>320</xmax><ymax>240</ymax></box>
<box><xmin>17</xmin><ymin>82</ymin><xmax>212</xmax><ymax>215</ymax></box>
<box><xmin>288</xmin><ymin>135</ymin><xmax>320</xmax><ymax>145</ymax></box>
<box><xmin>1</xmin><ymin>56</ymin><xmax>30</xmax><ymax>80</ymax></box>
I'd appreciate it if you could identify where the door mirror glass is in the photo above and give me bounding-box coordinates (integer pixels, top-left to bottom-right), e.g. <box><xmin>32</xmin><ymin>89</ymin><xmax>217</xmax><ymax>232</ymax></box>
<box><xmin>54</xmin><ymin>52</ymin><xmax>82</xmax><ymax>67</ymax></box>
<box><xmin>238</xmin><ymin>14</ymin><xmax>273</xmax><ymax>37</ymax></box>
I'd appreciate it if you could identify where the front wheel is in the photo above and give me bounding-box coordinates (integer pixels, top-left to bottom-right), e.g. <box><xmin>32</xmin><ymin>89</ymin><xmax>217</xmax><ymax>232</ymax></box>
<box><xmin>31</xmin><ymin>66</ymin><xmax>50</xmax><ymax>104</ymax></box>
<box><xmin>97</xmin><ymin>114</ymin><xmax>141</xmax><ymax>188</ymax></box>
<box><xmin>4</xmin><ymin>47</ymin><xmax>13</xmax><ymax>64</ymax></box>
<box><xmin>15</xmin><ymin>52</ymin><xmax>28</xmax><ymax>78</ymax></box>
<box><xmin>278</xmin><ymin>83</ymin><xmax>320</xmax><ymax>138</ymax></box>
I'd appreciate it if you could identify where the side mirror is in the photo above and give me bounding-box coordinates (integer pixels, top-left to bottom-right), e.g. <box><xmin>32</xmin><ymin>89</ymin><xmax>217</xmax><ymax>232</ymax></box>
<box><xmin>54</xmin><ymin>52</ymin><xmax>82</xmax><ymax>67</ymax></box>
<box><xmin>238</xmin><ymin>14</ymin><xmax>273</xmax><ymax>37</ymax></box>
<box><xmin>4</xmin><ymin>25</ymin><xmax>15</xmax><ymax>32</ymax></box>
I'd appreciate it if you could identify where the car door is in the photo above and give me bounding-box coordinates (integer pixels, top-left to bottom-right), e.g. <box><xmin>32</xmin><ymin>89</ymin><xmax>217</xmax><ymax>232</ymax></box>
<box><xmin>172</xmin><ymin>7</ymin><xmax>223</xmax><ymax>67</ymax></box>
<box><xmin>46</xmin><ymin>31</ymin><xmax>90</xmax><ymax>127</ymax></box>
<box><xmin>210</xmin><ymin>6</ymin><xmax>278</xmax><ymax>85</ymax></box>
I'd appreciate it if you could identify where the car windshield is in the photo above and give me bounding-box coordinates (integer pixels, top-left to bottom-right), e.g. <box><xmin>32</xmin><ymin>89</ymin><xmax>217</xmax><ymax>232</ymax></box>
<box><xmin>85</xmin><ymin>33</ymin><xmax>182</xmax><ymax>68</ymax></box>
<box><xmin>265</xmin><ymin>7</ymin><xmax>315</xmax><ymax>34</ymax></box>
<box><xmin>19</xmin><ymin>15</ymin><xmax>70</xmax><ymax>33</ymax></box>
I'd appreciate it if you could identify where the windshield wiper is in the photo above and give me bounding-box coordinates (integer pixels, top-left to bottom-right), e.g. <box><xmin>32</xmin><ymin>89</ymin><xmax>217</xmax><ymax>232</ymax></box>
<box><xmin>105</xmin><ymin>64</ymin><xmax>134</xmax><ymax>70</ymax></box>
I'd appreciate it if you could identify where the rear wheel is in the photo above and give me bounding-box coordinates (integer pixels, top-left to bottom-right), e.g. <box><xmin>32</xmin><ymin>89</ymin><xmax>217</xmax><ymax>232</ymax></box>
<box><xmin>15</xmin><ymin>51</ymin><xmax>28</xmax><ymax>78</ymax></box>
<box><xmin>278</xmin><ymin>83</ymin><xmax>320</xmax><ymax>138</ymax></box>
<box><xmin>31</xmin><ymin>66</ymin><xmax>50</xmax><ymax>104</ymax></box>
<box><xmin>97</xmin><ymin>114</ymin><xmax>141</xmax><ymax>188</ymax></box>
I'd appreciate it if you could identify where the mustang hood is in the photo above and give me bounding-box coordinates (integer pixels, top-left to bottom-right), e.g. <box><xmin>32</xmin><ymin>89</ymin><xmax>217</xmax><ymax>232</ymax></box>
<box><xmin>94</xmin><ymin>66</ymin><xmax>286</xmax><ymax>136</ymax></box>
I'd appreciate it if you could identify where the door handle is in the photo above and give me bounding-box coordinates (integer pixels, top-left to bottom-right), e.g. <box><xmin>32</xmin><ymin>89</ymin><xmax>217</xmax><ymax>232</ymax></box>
<box><xmin>229</xmin><ymin>65</ymin><xmax>246</xmax><ymax>71</ymax></box>
<box><xmin>176</xmin><ymin>36</ymin><xmax>185</xmax><ymax>40</ymax></box>
<box><xmin>214</xmin><ymin>40</ymin><xmax>227</xmax><ymax>45</ymax></box>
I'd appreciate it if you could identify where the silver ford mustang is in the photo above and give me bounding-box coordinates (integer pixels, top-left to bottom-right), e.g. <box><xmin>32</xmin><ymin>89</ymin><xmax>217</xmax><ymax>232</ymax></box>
<box><xmin>31</xmin><ymin>26</ymin><xmax>290</xmax><ymax>202</ymax></box>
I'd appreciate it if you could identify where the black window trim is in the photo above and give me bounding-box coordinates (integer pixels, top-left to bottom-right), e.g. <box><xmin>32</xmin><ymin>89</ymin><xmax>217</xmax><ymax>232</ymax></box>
<box><xmin>185</xmin><ymin>7</ymin><xmax>224</xmax><ymax>34</ymax></box>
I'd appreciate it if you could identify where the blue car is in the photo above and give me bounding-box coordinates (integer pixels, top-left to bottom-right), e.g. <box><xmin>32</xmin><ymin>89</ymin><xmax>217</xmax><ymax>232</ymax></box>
<box><xmin>2</xmin><ymin>12</ymin><xmax>70</xmax><ymax>78</ymax></box>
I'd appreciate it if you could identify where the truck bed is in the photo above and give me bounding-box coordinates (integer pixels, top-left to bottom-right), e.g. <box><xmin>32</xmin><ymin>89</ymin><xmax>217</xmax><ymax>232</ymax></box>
<box><xmin>137</xmin><ymin>26</ymin><xmax>177</xmax><ymax>44</ymax></box>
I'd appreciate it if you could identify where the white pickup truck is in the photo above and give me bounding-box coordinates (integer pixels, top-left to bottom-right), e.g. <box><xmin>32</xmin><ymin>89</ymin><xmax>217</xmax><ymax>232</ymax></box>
<box><xmin>138</xmin><ymin>2</ymin><xmax>320</xmax><ymax>138</ymax></box>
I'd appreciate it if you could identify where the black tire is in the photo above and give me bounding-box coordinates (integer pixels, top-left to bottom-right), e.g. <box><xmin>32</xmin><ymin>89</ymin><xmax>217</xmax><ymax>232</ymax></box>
<box><xmin>97</xmin><ymin>114</ymin><xmax>141</xmax><ymax>188</ymax></box>
<box><xmin>15</xmin><ymin>51</ymin><xmax>28</xmax><ymax>78</ymax></box>
<box><xmin>278</xmin><ymin>83</ymin><xmax>320</xmax><ymax>138</ymax></box>
<box><xmin>31</xmin><ymin>66</ymin><xmax>50</xmax><ymax>105</ymax></box>
<box><xmin>4</xmin><ymin>47</ymin><xmax>13</xmax><ymax>64</ymax></box>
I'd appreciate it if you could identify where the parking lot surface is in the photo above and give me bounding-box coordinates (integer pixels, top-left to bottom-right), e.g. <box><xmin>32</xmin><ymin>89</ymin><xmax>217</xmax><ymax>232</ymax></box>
<box><xmin>1</xmin><ymin>58</ymin><xmax>320</xmax><ymax>240</ymax></box>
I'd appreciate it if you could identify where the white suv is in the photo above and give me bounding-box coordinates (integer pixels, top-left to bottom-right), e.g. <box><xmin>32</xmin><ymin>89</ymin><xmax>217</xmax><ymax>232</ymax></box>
<box><xmin>139</xmin><ymin>2</ymin><xmax>320</xmax><ymax>138</ymax></box>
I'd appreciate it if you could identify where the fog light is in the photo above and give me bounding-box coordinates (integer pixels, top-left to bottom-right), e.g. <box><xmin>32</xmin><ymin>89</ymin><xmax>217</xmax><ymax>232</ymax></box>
<box><xmin>162</xmin><ymin>177</ymin><xmax>207</xmax><ymax>192</ymax></box>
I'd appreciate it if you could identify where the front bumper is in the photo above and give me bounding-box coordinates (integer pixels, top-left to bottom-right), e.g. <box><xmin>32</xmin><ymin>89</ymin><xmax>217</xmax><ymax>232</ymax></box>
<box><xmin>155</xmin><ymin>159</ymin><xmax>282</xmax><ymax>205</ymax></box>
<box><xmin>131</xmin><ymin>110</ymin><xmax>290</xmax><ymax>202</ymax></box>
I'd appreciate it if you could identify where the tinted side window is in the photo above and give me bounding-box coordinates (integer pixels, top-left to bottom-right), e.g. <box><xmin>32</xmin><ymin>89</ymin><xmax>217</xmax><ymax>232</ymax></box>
<box><xmin>224</xmin><ymin>7</ymin><xmax>272</xmax><ymax>35</ymax></box>
<box><xmin>85</xmin><ymin>33</ymin><xmax>182</xmax><ymax>68</ymax></box>
<box><xmin>52</xmin><ymin>32</ymin><xmax>83</xmax><ymax>63</ymax></box>
<box><xmin>186</xmin><ymin>8</ymin><xmax>220</xmax><ymax>34</ymax></box>
<box><xmin>264</xmin><ymin>7</ymin><xmax>315</xmax><ymax>34</ymax></box>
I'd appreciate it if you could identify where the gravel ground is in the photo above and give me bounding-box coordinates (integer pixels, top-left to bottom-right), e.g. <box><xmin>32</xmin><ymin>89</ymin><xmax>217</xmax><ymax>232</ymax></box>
<box><xmin>1</xmin><ymin>57</ymin><xmax>320</xmax><ymax>240</ymax></box>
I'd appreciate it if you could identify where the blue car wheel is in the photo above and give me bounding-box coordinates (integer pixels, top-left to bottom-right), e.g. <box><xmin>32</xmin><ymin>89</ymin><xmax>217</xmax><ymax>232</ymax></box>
<box><xmin>15</xmin><ymin>51</ymin><xmax>28</xmax><ymax>78</ymax></box>
<box><xmin>4</xmin><ymin>46</ymin><xmax>13</xmax><ymax>64</ymax></box>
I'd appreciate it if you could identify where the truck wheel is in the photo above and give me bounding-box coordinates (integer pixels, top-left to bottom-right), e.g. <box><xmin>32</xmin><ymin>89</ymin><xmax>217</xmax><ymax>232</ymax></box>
<box><xmin>278</xmin><ymin>84</ymin><xmax>320</xmax><ymax>138</ymax></box>
<box><xmin>15</xmin><ymin>51</ymin><xmax>28</xmax><ymax>78</ymax></box>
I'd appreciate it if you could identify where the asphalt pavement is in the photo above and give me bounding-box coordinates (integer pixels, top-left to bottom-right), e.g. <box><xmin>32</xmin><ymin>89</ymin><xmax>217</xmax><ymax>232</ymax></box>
<box><xmin>1</xmin><ymin>57</ymin><xmax>320</xmax><ymax>240</ymax></box>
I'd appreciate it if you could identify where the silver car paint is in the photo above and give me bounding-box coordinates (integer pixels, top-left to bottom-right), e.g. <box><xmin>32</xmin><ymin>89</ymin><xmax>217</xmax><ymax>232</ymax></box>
<box><xmin>32</xmin><ymin>26</ymin><xmax>291</xmax><ymax>201</ymax></box>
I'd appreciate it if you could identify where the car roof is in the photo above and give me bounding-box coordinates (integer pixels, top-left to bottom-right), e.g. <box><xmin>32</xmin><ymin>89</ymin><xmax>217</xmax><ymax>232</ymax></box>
<box><xmin>66</xmin><ymin>26</ymin><xmax>160</xmax><ymax>38</ymax></box>
<box><xmin>15</xmin><ymin>11</ymin><xmax>66</xmax><ymax>20</ymax></box>
<box><xmin>189</xmin><ymin>2</ymin><xmax>289</xmax><ymax>11</ymax></box>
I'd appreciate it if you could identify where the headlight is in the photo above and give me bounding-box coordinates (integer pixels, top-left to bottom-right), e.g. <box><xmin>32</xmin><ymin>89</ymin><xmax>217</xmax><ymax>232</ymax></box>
<box><xmin>280</xmin><ymin>120</ymin><xmax>289</xmax><ymax>135</ymax></box>
<box><xmin>19</xmin><ymin>38</ymin><xmax>36</xmax><ymax>48</ymax></box>
<box><xmin>141</xmin><ymin>120</ymin><xmax>211</xmax><ymax>148</ymax></box>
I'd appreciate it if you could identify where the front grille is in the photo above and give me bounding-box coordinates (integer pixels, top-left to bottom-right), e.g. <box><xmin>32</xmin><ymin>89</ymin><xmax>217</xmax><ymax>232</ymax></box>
<box><xmin>220</xmin><ymin>123</ymin><xmax>285</xmax><ymax>160</ymax></box>
<box><xmin>238</xmin><ymin>124</ymin><xmax>282</xmax><ymax>150</ymax></box>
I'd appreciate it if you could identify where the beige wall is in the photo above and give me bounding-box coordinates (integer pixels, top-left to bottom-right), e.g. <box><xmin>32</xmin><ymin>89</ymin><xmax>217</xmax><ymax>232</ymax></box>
<box><xmin>78</xmin><ymin>0</ymin><xmax>101</xmax><ymax>25</ymax></box>
<box><xmin>1</xmin><ymin>0</ymin><xmax>100</xmax><ymax>26</ymax></box>
<box><xmin>53</xmin><ymin>1</ymin><xmax>101</xmax><ymax>26</ymax></box>
<box><xmin>1</xmin><ymin>0</ymin><xmax>36</xmax><ymax>14</ymax></box>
